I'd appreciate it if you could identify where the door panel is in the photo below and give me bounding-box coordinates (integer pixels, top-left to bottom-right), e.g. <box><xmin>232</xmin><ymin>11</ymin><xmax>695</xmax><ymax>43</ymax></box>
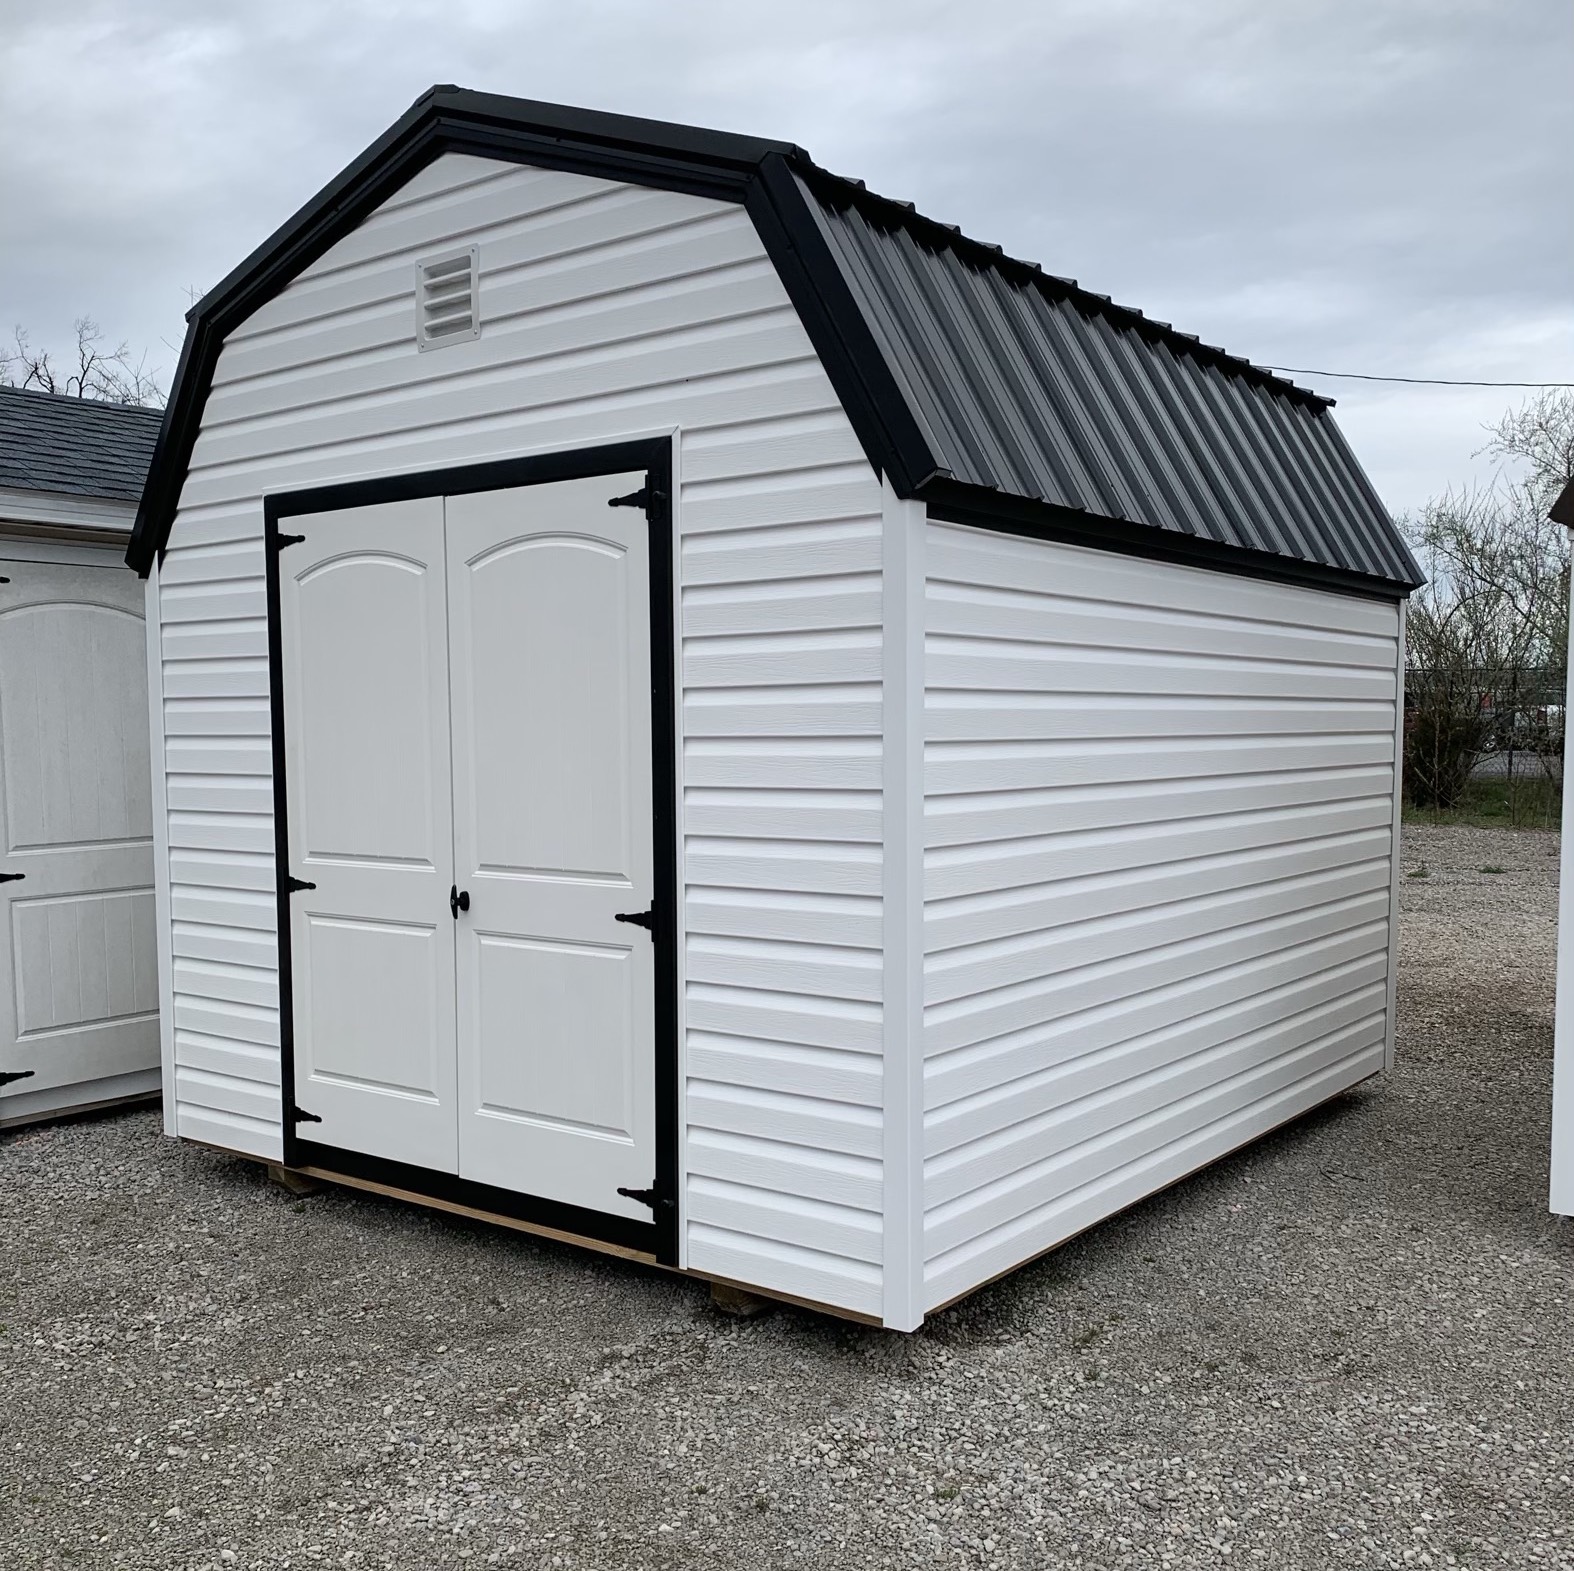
<box><xmin>299</xmin><ymin>914</ymin><xmax>449</xmax><ymax>1098</ymax></box>
<box><xmin>446</xmin><ymin>476</ymin><xmax>656</xmax><ymax>1217</ymax></box>
<box><xmin>279</xmin><ymin>500</ymin><xmax>458</xmax><ymax>1173</ymax></box>
<box><xmin>473</xmin><ymin>933</ymin><xmax>636</xmax><ymax>1134</ymax></box>
<box><xmin>0</xmin><ymin>561</ymin><xmax>158</xmax><ymax>1104</ymax></box>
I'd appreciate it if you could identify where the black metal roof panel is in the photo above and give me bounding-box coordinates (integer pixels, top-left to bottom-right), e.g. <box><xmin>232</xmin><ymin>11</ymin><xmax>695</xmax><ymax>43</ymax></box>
<box><xmin>0</xmin><ymin>384</ymin><xmax>162</xmax><ymax>501</ymax></box>
<box><xmin>797</xmin><ymin>175</ymin><xmax>1421</xmax><ymax>589</ymax></box>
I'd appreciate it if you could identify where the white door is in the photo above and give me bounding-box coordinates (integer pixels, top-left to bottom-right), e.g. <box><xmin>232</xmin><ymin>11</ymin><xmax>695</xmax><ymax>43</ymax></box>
<box><xmin>0</xmin><ymin>559</ymin><xmax>158</xmax><ymax>1113</ymax></box>
<box><xmin>278</xmin><ymin>499</ymin><xmax>459</xmax><ymax>1172</ymax></box>
<box><xmin>446</xmin><ymin>476</ymin><xmax>657</xmax><ymax>1218</ymax></box>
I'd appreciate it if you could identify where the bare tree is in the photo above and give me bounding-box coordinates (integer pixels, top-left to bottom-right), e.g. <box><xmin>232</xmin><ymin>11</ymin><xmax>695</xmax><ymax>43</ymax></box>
<box><xmin>1488</xmin><ymin>390</ymin><xmax>1574</xmax><ymax>520</ymax></box>
<box><xmin>0</xmin><ymin>317</ymin><xmax>162</xmax><ymax>406</ymax></box>
<box><xmin>1403</xmin><ymin>390</ymin><xmax>1574</xmax><ymax>819</ymax></box>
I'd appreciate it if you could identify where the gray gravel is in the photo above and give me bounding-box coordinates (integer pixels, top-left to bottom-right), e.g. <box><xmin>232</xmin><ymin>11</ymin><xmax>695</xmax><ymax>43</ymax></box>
<box><xmin>4</xmin><ymin>821</ymin><xmax>1574</xmax><ymax>1570</ymax></box>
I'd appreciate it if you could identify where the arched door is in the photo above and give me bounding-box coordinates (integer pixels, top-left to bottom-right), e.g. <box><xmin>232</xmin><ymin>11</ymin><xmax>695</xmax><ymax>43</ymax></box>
<box><xmin>0</xmin><ymin>557</ymin><xmax>158</xmax><ymax>1124</ymax></box>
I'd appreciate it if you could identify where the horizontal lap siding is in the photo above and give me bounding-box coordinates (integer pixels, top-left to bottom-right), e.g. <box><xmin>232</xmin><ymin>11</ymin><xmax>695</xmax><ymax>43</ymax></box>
<box><xmin>158</xmin><ymin>522</ymin><xmax>280</xmax><ymax>1156</ymax></box>
<box><xmin>680</xmin><ymin>454</ymin><xmax>885</xmax><ymax>1315</ymax></box>
<box><xmin>154</xmin><ymin>154</ymin><xmax>887</xmax><ymax>1317</ymax></box>
<box><xmin>920</xmin><ymin>522</ymin><xmax>1399</xmax><ymax>1311</ymax></box>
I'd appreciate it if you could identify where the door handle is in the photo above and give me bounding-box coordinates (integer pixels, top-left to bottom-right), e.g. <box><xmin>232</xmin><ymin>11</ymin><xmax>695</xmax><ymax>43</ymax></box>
<box><xmin>450</xmin><ymin>885</ymin><xmax>470</xmax><ymax>920</ymax></box>
<box><xmin>0</xmin><ymin>872</ymin><xmax>23</xmax><ymax>884</ymax></box>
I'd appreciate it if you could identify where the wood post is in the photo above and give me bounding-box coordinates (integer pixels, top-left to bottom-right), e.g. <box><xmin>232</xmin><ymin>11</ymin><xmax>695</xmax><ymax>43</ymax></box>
<box><xmin>266</xmin><ymin>1163</ymin><xmax>324</xmax><ymax>1197</ymax></box>
<box><xmin>709</xmin><ymin>1280</ymin><xmax>771</xmax><ymax>1319</ymax></box>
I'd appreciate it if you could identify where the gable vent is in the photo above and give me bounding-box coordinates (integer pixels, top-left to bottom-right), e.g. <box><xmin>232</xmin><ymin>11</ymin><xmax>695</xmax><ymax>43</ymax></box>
<box><xmin>416</xmin><ymin>247</ymin><xmax>480</xmax><ymax>350</ymax></box>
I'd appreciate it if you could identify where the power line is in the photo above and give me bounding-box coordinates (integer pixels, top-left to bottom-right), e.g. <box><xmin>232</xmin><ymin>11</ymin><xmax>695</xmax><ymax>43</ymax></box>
<box><xmin>1265</xmin><ymin>366</ymin><xmax>1574</xmax><ymax>389</ymax></box>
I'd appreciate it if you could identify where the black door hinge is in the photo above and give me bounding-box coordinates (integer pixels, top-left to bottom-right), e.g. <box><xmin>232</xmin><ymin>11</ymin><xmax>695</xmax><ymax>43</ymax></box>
<box><xmin>273</xmin><ymin>531</ymin><xmax>306</xmax><ymax>550</ymax></box>
<box><xmin>0</xmin><ymin>871</ymin><xmax>24</xmax><ymax>885</ymax></box>
<box><xmin>1</xmin><ymin>1069</ymin><xmax>36</xmax><ymax>1088</ymax></box>
<box><xmin>286</xmin><ymin>876</ymin><xmax>316</xmax><ymax>893</ymax></box>
<box><xmin>292</xmin><ymin>1104</ymin><xmax>322</xmax><ymax>1124</ymax></box>
<box><xmin>608</xmin><ymin>485</ymin><xmax>665</xmax><ymax>512</ymax></box>
<box><xmin>614</xmin><ymin>906</ymin><xmax>655</xmax><ymax>935</ymax></box>
<box><xmin>617</xmin><ymin>1184</ymin><xmax>672</xmax><ymax>1212</ymax></box>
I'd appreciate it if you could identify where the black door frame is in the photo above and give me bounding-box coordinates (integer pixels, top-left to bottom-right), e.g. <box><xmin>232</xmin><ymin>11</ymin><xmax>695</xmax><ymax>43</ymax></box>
<box><xmin>264</xmin><ymin>437</ymin><xmax>679</xmax><ymax>1265</ymax></box>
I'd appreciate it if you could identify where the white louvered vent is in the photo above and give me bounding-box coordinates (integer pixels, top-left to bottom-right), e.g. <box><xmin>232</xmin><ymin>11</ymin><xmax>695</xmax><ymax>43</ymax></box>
<box><xmin>416</xmin><ymin>247</ymin><xmax>480</xmax><ymax>351</ymax></box>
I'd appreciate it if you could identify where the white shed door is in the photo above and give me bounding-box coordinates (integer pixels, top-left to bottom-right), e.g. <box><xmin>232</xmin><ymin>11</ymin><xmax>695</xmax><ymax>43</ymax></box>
<box><xmin>278</xmin><ymin>474</ymin><xmax>657</xmax><ymax>1220</ymax></box>
<box><xmin>0</xmin><ymin>560</ymin><xmax>157</xmax><ymax>1105</ymax></box>
<box><xmin>279</xmin><ymin>499</ymin><xmax>459</xmax><ymax>1173</ymax></box>
<box><xmin>446</xmin><ymin>476</ymin><xmax>656</xmax><ymax>1217</ymax></box>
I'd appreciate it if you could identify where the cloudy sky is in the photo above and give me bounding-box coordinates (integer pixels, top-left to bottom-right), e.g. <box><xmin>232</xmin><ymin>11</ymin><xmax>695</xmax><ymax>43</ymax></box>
<box><xmin>2</xmin><ymin>0</ymin><xmax>1569</xmax><ymax>517</ymax></box>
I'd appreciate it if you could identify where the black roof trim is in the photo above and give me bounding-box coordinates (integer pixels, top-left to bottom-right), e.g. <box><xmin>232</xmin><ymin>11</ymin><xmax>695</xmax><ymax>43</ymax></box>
<box><xmin>189</xmin><ymin>86</ymin><xmax>802</xmax><ymax>334</ymax></box>
<box><xmin>1551</xmin><ymin>477</ymin><xmax>1574</xmax><ymax>529</ymax></box>
<box><xmin>127</xmin><ymin>87</ymin><xmax>804</xmax><ymax>574</ymax></box>
<box><xmin>744</xmin><ymin>153</ymin><xmax>939</xmax><ymax>499</ymax></box>
<box><xmin>127</xmin><ymin>86</ymin><xmax>1415</xmax><ymax>593</ymax></box>
<box><xmin>923</xmin><ymin>480</ymin><xmax>1408</xmax><ymax>603</ymax></box>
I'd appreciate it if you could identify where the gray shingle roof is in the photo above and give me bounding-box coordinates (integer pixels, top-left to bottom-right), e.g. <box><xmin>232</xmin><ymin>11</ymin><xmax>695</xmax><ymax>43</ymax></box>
<box><xmin>0</xmin><ymin>384</ymin><xmax>163</xmax><ymax>501</ymax></box>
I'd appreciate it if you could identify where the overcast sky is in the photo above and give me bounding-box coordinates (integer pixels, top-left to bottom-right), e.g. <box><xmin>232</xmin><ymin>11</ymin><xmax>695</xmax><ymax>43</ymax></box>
<box><xmin>2</xmin><ymin>0</ymin><xmax>1569</xmax><ymax>517</ymax></box>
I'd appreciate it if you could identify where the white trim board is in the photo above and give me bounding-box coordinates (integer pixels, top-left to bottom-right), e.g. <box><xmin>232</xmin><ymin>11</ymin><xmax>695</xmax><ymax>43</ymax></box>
<box><xmin>0</xmin><ymin>486</ymin><xmax>136</xmax><ymax>533</ymax></box>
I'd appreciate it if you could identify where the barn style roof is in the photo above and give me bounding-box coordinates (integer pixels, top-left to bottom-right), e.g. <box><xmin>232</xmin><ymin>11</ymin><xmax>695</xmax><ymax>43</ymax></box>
<box><xmin>127</xmin><ymin>86</ymin><xmax>1421</xmax><ymax>594</ymax></box>
<box><xmin>1</xmin><ymin>384</ymin><xmax>162</xmax><ymax>501</ymax></box>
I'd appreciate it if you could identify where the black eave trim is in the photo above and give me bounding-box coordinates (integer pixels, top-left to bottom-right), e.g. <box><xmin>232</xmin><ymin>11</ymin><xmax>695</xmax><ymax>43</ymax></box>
<box><xmin>266</xmin><ymin>439</ymin><xmax>680</xmax><ymax>1266</ymax></box>
<box><xmin>921</xmin><ymin>478</ymin><xmax>1408</xmax><ymax>603</ymax></box>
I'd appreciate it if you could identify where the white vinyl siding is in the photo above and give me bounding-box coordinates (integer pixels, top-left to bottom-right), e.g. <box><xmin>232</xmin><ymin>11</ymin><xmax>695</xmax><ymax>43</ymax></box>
<box><xmin>920</xmin><ymin>522</ymin><xmax>1400</xmax><ymax>1312</ymax></box>
<box><xmin>151</xmin><ymin>154</ymin><xmax>887</xmax><ymax>1318</ymax></box>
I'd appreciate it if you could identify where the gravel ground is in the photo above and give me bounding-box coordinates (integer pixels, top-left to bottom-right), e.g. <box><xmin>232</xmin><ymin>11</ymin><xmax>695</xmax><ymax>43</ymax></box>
<box><xmin>4</xmin><ymin>823</ymin><xmax>1573</xmax><ymax>1570</ymax></box>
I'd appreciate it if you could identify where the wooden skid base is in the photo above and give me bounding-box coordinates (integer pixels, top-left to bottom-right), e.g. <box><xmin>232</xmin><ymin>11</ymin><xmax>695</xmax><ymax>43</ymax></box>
<box><xmin>192</xmin><ymin>1142</ymin><xmax>880</xmax><ymax>1324</ymax></box>
<box><xmin>1</xmin><ymin>1088</ymin><xmax>159</xmax><ymax>1132</ymax></box>
<box><xmin>291</xmin><ymin>1162</ymin><xmax>661</xmax><ymax>1266</ymax></box>
<box><xmin>925</xmin><ymin>1071</ymin><xmax>1382</xmax><ymax>1317</ymax></box>
<box><xmin>193</xmin><ymin>1070</ymin><xmax>1379</xmax><ymax>1335</ymax></box>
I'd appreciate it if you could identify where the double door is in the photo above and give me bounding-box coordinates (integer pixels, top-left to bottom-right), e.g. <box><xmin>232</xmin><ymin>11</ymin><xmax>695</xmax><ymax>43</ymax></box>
<box><xmin>277</xmin><ymin>472</ymin><xmax>656</xmax><ymax>1223</ymax></box>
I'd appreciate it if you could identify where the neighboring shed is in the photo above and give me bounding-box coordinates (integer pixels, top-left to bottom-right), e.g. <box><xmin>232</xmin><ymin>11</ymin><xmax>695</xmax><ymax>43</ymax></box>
<box><xmin>1551</xmin><ymin>476</ymin><xmax>1574</xmax><ymax>1218</ymax></box>
<box><xmin>127</xmin><ymin>87</ymin><xmax>1420</xmax><ymax>1328</ymax></box>
<box><xmin>1</xmin><ymin>385</ymin><xmax>163</xmax><ymax>1127</ymax></box>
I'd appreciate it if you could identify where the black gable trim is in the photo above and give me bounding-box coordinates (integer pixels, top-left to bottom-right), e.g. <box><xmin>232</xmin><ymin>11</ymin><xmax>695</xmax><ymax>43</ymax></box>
<box><xmin>127</xmin><ymin>88</ymin><xmax>800</xmax><ymax>575</ymax></box>
<box><xmin>744</xmin><ymin>153</ymin><xmax>938</xmax><ymax>500</ymax></box>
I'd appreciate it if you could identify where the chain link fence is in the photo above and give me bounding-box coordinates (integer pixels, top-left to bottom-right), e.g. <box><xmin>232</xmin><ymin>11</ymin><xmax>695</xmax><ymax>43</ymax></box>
<box><xmin>1404</xmin><ymin>663</ymin><xmax>1565</xmax><ymax>824</ymax></box>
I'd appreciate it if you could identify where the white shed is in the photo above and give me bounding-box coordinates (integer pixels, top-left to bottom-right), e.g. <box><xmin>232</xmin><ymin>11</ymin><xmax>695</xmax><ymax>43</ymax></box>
<box><xmin>1551</xmin><ymin>476</ymin><xmax>1574</xmax><ymax>1219</ymax></box>
<box><xmin>126</xmin><ymin>88</ymin><xmax>1419</xmax><ymax>1328</ymax></box>
<box><xmin>2</xmin><ymin>386</ymin><xmax>162</xmax><ymax>1127</ymax></box>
